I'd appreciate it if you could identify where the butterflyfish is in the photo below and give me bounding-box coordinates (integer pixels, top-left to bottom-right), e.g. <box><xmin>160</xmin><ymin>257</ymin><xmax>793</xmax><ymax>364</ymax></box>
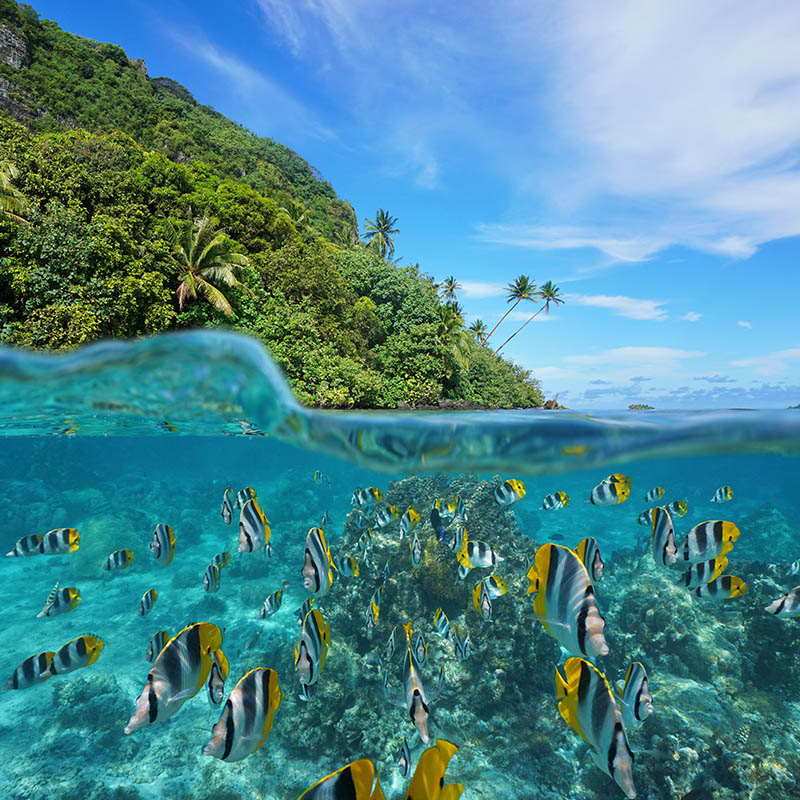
<box><xmin>46</xmin><ymin>634</ymin><xmax>104</xmax><ymax>678</ymax></box>
<box><xmin>677</xmin><ymin>557</ymin><xmax>728</xmax><ymax>589</ymax></box>
<box><xmin>650</xmin><ymin>507</ymin><xmax>677</xmax><ymax>567</ymax></box>
<box><xmin>617</xmin><ymin>661</ymin><xmax>654</xmax><ymax>730</ymax></box>
<box><xmin>6</xmin><ymin>534</ymin><xmax>42</xmax><ymax>558</ymax></box>
<box><xmin>693</xmin><ymin>575</ymin><xmax>746</xmax><ymax>600</ymax></box>
<box><xmin>296</xmin><ymin>758</ymin><xmax>385</xmax><ymax>799</ymax></box>
<box><xmin>37</xmin><ymin>580</ymin><xmax>80</xmax><ymax>618</ymax></box>
<box><xmin>541</xmin><ymin>491</ymin><xmax>570</xmax><ymax>510</ymax></box>
<box><xmin>205</xmin><ymin>648</ymin><xmax>229</xmax><ymax>708</ymax></box>
<box><xmin>680</xmin><ymin>520</ymin><xmax>740</xmax><ymax>563</ymax></box>
<box><xmin>494</xmin><ymin>479</ymin><xmax>526</xmax><ymax>506</ymax></box>
<box><xmin>575</xmin><ymin>537</ymin><xmax>605</xmax><ymax>582</ymax></box>
<box><xmin>39</xmin><ymin>528</ymin><xmax>80</xmax><ymax>555</ymax></box>
<box><xmin>137</xmin><ymin>588</ymin><xmax>158</xmax><ymax>616</ymax></box>
<box><xmin>145</xmin><ymin>630</ymin><xmax>170</xmax><ymax>663</ymax></box>
<box><xmin>711</xmin><ymin>485</ymin><xmax>733</xmax><ymax>503</ymax></box>
<box><xmin>765</xmin><ymin>586</ymin><xmax>800</xmax><ymax>618</ymax></box>
<box><xmin>2</xmin><ymin>651</ymin><xmax>54</xmax><ymax>690</ymax></box>
<box><xmin>239</xmin><ymin>498</ymin><xmax>271</xmax><ymax>554</ymax></box>
<box><xmin>295</xmin><ymin>609</ymin><xmax>330</xmax><ymax>686</ymax></box>
<box><xmin>302</xmin><ymin>527</ymin><xmax>336</xmax><ymax>597</ymax></box>
<box><xmin>104</xmin><ymin>548</ymin><xmax>134</xmax><ymax>571</ymax></box>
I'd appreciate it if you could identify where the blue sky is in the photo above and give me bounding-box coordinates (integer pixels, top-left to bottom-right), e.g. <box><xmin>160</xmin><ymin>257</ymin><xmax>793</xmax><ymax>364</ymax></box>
<box><xmin>35</xmin><ymin>0</ymin><xmax>800</xmax><ymax>408</ymax></box>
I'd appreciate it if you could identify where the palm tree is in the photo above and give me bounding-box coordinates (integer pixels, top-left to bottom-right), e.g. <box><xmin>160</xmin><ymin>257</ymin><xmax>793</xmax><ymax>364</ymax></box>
<box><xmin>493</xmin><ymin>280</ymin><xmax>564</xmax><ymax>355</ymax></box>
<box><xmin>435</xmin><ymin>304</ymin><xmax>470</xmax><ymax>374</ymax></box>
<box><xmin>167</xmin><ymin>214</ymin><xmax>250</xmax><ymax>317</ymax></box>
<box><xmin>438</xmin><ymin>275</ymin><xmax>461</xmax><ymax>304</ymax></box>
<box><xmin>0</xmin><ymin>160</ymin><xmax>28</xmax><ymax>226</ymax></box>
<box><xmin>484</xmin><ymin>274</ymin><xmax>538</xmax><ymax>343</ymax></box>
<box><xmin>361</xmin><ymin>209</ymin><xmax>399</xmax><ymax>259</ymax></box>
<box><xmin>467</xmin><ymin>319</ymin><xmax>488</xmax><ymax>345</ymax></box>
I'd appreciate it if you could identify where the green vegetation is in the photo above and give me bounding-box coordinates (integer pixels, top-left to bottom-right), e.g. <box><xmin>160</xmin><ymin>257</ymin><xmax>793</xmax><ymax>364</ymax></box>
<box><xmin>628</xmin><ymin>404</ymin><xmax>654</xmax><ymax>410</ymax></box>
<box><xmin>0</xmin><ymin>1</ymin><xmax>547</xmax><ymax>408</ymax></box>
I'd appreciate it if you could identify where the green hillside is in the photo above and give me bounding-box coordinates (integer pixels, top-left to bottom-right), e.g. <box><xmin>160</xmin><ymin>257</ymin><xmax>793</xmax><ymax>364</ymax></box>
<box><xmin>0</xmin><ymin>1</ymin><xmax>544</xmax><ymax>408</ymax></box>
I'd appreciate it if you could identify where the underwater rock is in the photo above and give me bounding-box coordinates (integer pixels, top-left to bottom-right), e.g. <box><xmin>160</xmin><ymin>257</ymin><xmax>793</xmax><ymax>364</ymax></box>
<box><xmin>68</xmin><ymin>512</ymin><xmax>138</xmax><ymax>578</ymax></box>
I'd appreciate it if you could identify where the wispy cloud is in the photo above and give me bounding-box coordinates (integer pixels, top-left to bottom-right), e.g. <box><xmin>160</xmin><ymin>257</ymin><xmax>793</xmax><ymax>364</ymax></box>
<box><xmin>682</xmin><ymin>311</ymin><xmax>702</xmax><ymax>322</ymax></box>
<box><xmin>564</xmin><ymin>346</ymin><xmax>705</xmax><ymax>367</ymax></box>
<box><xmin>562</xmin><ymin>294</ymin><xmax>668</xmax><ymax>321</ymax></box>
<box><xmin>737</xmin><ymin>320</ymin><xmax>752</xmax><ymax>329</ymax></box>
<box><xmin>693</xmin><ymin>375</ymin><xmax>736</xmax><ymax>383</ymax></box>
<box><xmin>460</xmin><ymin>280</ymin><xmax>506</xmax><ymax>299</ymax></box>
<box><xmin>731</xmin><ymin>347</ymin><xmax>800</xmax><ymax>376</ymax></box>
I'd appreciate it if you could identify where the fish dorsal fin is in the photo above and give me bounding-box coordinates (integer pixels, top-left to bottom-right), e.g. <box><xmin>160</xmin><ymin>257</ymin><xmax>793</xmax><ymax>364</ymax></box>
<box><xmin>553</xmin><ymin>660</ymin><xmax>591</xmax><ymax>744</ymax></box>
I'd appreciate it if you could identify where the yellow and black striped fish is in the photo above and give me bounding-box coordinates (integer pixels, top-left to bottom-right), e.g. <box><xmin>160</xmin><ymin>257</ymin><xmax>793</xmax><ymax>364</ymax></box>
<box><xmin>2</xmin><ymin>651</ymin><xmax>55</xmax><ymax>690</ymax></box>
<box><xmin>296</xmin><ymin>757</ymin><xmax>385</xmax><ymax>800</ymax></box>
<box><xmin>765</xmin><ymin>586</ymin><xmax>800</xmax><ymax>618</ymax></box>
<box><xmin>211</xmin><ymin>551</ymin><xmax>231</xmax><ymax>569</ymax></box>
<box><xmin>400</xmin><ymin>506</ymin><xmax>421</xmax><ymax>539</ymax></box>
<box><xmin>295</xmin><ymin>598</ymin><xmax>314</xmax><ymax>626</ymax></box>
<box><xmin>145</xmin><ymin>630</ymin><xmax>170</xmax><ymax>663</ymax></box>
<box><xmin>221</xmin><ymin>486</ymin><xmax>234</xmax><ymax>524</ymax></box>
<box><xmin>541</xmin><ymin>491</ymin><xmax>570</xmax><ymax>510</ymax></box>
<box><xmin>651</xmin><ymin>507</ymin><xmax>677</xmax><ymax>567</ymax></box>
<box><xmin>375</xmin><ymin>505</ymin><xmax>400</xmax><ymax>528</ymax></box>
<box><xmin>124</xmin><ymin>622</ymin><xmax>223</xmax><ymax>734</ymax></box>
<box><xmin>405</xmin><ymin>739</ymin><xmax>464</xmax><ymax>800</ymax></box>
<box><xmin>301</xmin><ymin>527</ymin><xmax>336</xmax><ymax>597</ymax></box>
<box><xmin>150</xmin><ymin>524</ymin><xmax>176</xmax><ymax>566</ymax></box>
<box><xmin>46</xmin><ymin>635</ymin><xmax>104</xmax><ymax>677</ymax></box>
<box><xmin>433</xmin><ymin>608</ymin><xmax>450</xmax><ymax>639</ymax></box>
<box><xmin>259</xmin><ymin>589</ymin><xmax>283</xmax><ymax>618</ymax></box>
<box><xmin>351</xmin><ymin>487</ymin><xmax>383</xmax><ymax>507</ymax></box>
<box><xmin>239</xmin><ymin>498</ymin><xmax>271</xmax><ymax>554</ymax></box>
<box><xmin>295</xmin><ymin>609</ymin><xmax>330</xmax><ymax>687</ymax></box>
<box><xmin>665</xmin><ymin>499</ymin><xmax>688</xmax><ymax>517</ymax></box>
<box><xmin>365</xmin><ymin>585</ymin><xmax>383</xmax><ymax>639</ymax></box>
<box><xmin>104</xmin><ymin>548</ymin><xmax>134</xmax><ymax>571</ymax></box>
<box><xmin>494</xmin><ymin>479</ymin><xmax>526</xmax><ymax>506</ymax></box>
<box><xmin>677</xmin><ymin>556</ymin><xmax>728</xmax><ymax>589</ymax></box>
<box><xmin>711</xmin><ymin>485</ymin><xmax>733</xmax><ymax>503</ymax></box>
<box><xmin>337</xmin><ymin>555</ymin><xmax>359</xmax><ymax>577</ymax></box>
<box><xmin>137</xmin><ymin>589</ymin><xmax>158</xmax><ymax>617</ymax></box>
<box><xmin>637</xmin><ymin>509</ymin><xmax>655</xmax><ymax>526</ymax></box>
<box><xmin>644</xmin><ymin>487</ymin><xmax>665</xmax><ymax>503</ymax></box>
<box><xmin>679</xmin><ymin>520</ymin><xmax>739</xmax><ymax>563</ymax></box>
<box><xmin>693</xmin><ymin>575</ymin><xmax>746</xmax><ymax>600</ymax></box>
<box><xmin>39</xmin><ymin>528</ymin><xmax>80</xmax><ymax>555</ymax></box>
<box><xmin>409</xmin><ymin>529</ymin><xmax>423</xmax><ymax>568</ymax></box>
<box><xmin>472</xmin><ymin>579</ymin><xmax>493</xmax><ymax>621</ymax></box>
<box><xmin>589</xmin><ymin>477</ymin><xmax>631</xmax><ymax>506</ymax></box>
<box><xmin>204</xmin><ymin>667</ymin><xmax>282</xmax><ymax>762</ymax></box>
<box><xmin>203</xmin><ymin>562</ymin><xmax>220</xmax><ymax>593</ymax></box>
<box><xmin>206</xmin><ymin>648</ymin><xmax>229</xmax><ymax>708</ymax></box>
<box><xmin>37</xmin><ymin>581</ymin><xmax>81</xmax><ymax>618</ymax></box>
<box><xmin>575</xmin><ymin>537</ymin><xmax>604</xmax><ymax>583</ymax></box>
<box><xmin>5</xmin><ymin>534</ymin><xmax>43</xmax><ymax>558</ymax></box>
<box><xmin>617</xmin><ymin>661</ymin><xmax>654</xmax><ymax>730</ymax></box>
<box><xmin>457</xmin><ymin>540</ymin><xmax>501</xmax><ymax>569</ymax></box>
<box><xmin>235</xmin><ymin>486</ymin><xmax>257</xmax><ymax>509</ymax></box>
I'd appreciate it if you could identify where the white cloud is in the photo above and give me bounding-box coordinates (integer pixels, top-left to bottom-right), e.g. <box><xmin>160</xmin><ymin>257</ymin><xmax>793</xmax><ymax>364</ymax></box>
<box><xmin>506</xmin><ymin>310</ymin><xmax>556</xmax><ymax>322</ymax></box>
<box><xmin>731</xmin><ymin>347</ymin><xmax>800</xmax><ymax>376</ymax></box>
<box><xmin>564</xmin><ymin>346</ymin><xmax>705</xmax><ymax>367</ymax></box>
<box><xmin>563</xmin><ymin>293</ymin><xmax>667</xmax><ymax>321</ymax></box>
<box><xmin>737</xmin><ymin>320</ymin><xmax>752</xmax><ymax>329</ymax></box>
<box><xmin>459</xmin><ymin>281</ymin><xmax>506</xmax><ymax>299</ymax></box>
<box><xmin>682</xmin><ymin>311</ymin><xmax>702</xmax><ymax>322</ymax></box>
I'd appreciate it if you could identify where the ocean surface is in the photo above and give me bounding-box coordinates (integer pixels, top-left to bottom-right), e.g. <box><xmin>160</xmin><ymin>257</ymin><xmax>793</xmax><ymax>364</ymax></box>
<box><xmin>1</xmin><ymin>331</ymin><xmax>800</xmax><ymax>800</ymax></box>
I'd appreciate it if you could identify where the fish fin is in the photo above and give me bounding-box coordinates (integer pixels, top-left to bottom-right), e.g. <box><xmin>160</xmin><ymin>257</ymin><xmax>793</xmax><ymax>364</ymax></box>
<box><xmin>429</xmin><ymin>663</ymin><xmax>446</xmax><ymax>702</ymax></box>
<box><xmin>588</xmin><ymin>747</ymin><xmax>612</xmax><ymax>777</ymax></box>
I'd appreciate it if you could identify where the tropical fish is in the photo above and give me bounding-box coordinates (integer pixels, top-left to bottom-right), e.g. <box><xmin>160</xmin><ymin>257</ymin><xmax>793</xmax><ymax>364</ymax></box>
<box><xmin>302</xmin><ymin>526</ymin><xmax>336</xmax><ymax>597</ymax></box>
<box><xmin>358</xmin><ymin>530</ymin><xmax>373</xmax><ymax>559</ymax></box>
<box><xmin>472</xmin><ymin>579</ymin><xmax>493</xmax><ymax>621</ymax></box>
<box><xmin>375</xmin><ymin>506</ymin><xmax>400</xmax><ymax>528</ymax></box>
<box><xmin>398</xmin><ymin>736</ymin><xmax>411</xmax><ymax>777</ymax></box>
<box><xmin>204</xmin><ymin>667</ymin><xmax>282</xmax><ymax>762</ymax></box>
<box><xmin>413</xmin><ymin>631</ymin><xmax>428</xmax><ymax>666</ymax></box>
<box><xmin>452</xmin><ymin>625</ymin><xmax>472</xmax><ymax>661</ymax></box>
<box><xmin>2</xmin><ymin>651</ymin><xmax>55</xmax><ymax>691</ymax></box>
<box><xmin>644</xmin><ymin>487</ymin><xmax>665</xmax><ymax>503</ymax></box>
<box><xmin>711</xmin><ymin>485</ymin><xmax>733</xmax><ymax>503</ymax></box>
<box><xmin>352</xmin><ymin>510</ymin><xmax>368</xmax><ymax>529</ymax></box>
<box><xmin>365</xmin><ymin>585</ymin><xmax>384</xmax><ymax>639</ymax></box>
<box><xmin>456</xmin><ymin>563</ymin><xmax>470</xmax><ymax>581</ymax></box>
<box><xmin>617</xmin><ymin>661</ymin><xmax>654</xmax><ymax>730</ymax></box>
<box><xmin>692</xmin><ymin>575</ymin><xmax>747</xmax><ymax>600</ymax></box>
<box><xmin>665</xmin><ymin>499</ymin><xmax>688</xmax><ymax>517</ymax></box>
<box><xmin>295</xmin><ymin>608</ymin><xmax>330</xmax><ymax>686</ymax></box>
<box><xmin>235</xmin><ymin>487</ymin><xmax>256</xmax><ymax>509</ymax></box>
<box><xmin>651</xmin><ymin>507</ymin><xmax>677</xmax><ymax>566</ymax></box>
<box><xmin>239</xmin><ymin>497</ymin><xmax>271</xmax><ymax>553</ymax></box>
<box><xmin>39</xmin><ymin>528</ymin><xmax>80</xmax><ymax>555</ymax></box>
<box><xmin>296</xmin><ymin>758</ymin><xmax>385</xmax><ymax>799</ymax></box>
<box><xmin>206</xmin><ymin>649</ymin><xmax>229</xmax><ymax>708</ymax></box>
<box><xmin>211</xmin><ymin>551</ymin><xmax>231</xmax><ymax>569</ymax></box>
<box><xmin>409</xmin><ymin>529</ymin><xmax>423</xmax><ymax>568</ymax></box>
<box><xmin>604</xmin><ymin>473</ymin><xmax>633</xmax><ymax>485</ymax></box>
<box><xmin>430</xmin><ymin>501</ymin><xmax>446</xmax><ymax>542</ymax></box>
<box><xmin>337</xmin><ymin>555</ymin><xmax>360</xmax><ymax>577</ymax></box>
<box><xmin>433</xmin><ymin>608</ymin><xmax>450</xmax><ymax>639</ymax></box>
<box><xmin>457</xmin><ymin>540</ymin><xmax>501</xmax><ymax>569</ymax></box>
<box><xmin>589</xmin><ymin>479</ymin><xmax>631</xmax><ymax>506</ymax></box>
<box><xmin>203</xmin><ymin>562</ymin><xmax>220</xmax><ymax>593</ymax></box>
<box><xmin>481</xmin><ymin>574</ymin><xmax>507</xmax><ymax>599</ymax></box>
<box><xmin>221</xmin><ymin>486</ymin><xmax>234</xmax><ymax>524</ymax></box>
<box><xmin>313</xmin><ymin>470</ymin><xmax>331</xmax><ymax>486</ymax></box>
<box><xmin>439</xmin><ymin>496</ymin><xmax>463</xmax><ymax>522</ymax></box>
<box><xmin>46</xmin><ymin>635</ymin><xmax>104</xmax><ymax>678</ymax></box>
<box><xmin>259</xmin><ymin>589</ymin><xmax>283</xmax><ymax>618</ymax></box>
<box><xmin>554</xmin><ymin>657</ymin><xmax>636</xmax><ymax>799</ymax></box>
<box><xmin>137</xmin><ymin>588</ymin><xmax>158</xmax><ymax>617</ymax></box>
<box><xmin>104</xmin><ymin>548</ymin><xmax>134</xmax><ymax>571</ymax></box>
<box><xmin>637</xmin><ymin>509</ymin><xmax>655</xmax><ymax>526</ymax></box>
<box><xmin>298</xmin><ymin>682</ymin><xmax>317</xmax><ymax>703</ymax></box>
<box><xmin>384</xmin><ymin>626</ymin><xmax>397</xmax><ymax>661</ymax></box>
<box><xmin>526</xmin><ymin>543</ymin><xmax>609</xmax><ymax>658</ymax></box>
<box><xmin>677</xmin><ymin>557</ymin><xmax>728</xmax><ymax>589</ymax></box>
<box><xmin>124</xmin><ymin>622</ymin><xmax>223</xmax><ymax>734</ymax></box>
<box><xmin>764</xmin><ymin>586</ymin><xmax>800</xmax><ymax>618</ymax></box>
<box><xmin>404</xmin><ymin>739</ymin><xmax>464</xmax><ymax>800</ymax></box>
<box><xmin>575</xmin><ymin>537</ymin><xmax>605</xmax><ymax>583</ymax></box>
<box><xmin>680</xmin><ymin>520</ymin><xmax>740</xmax><ymax>563</ymax></box>
<box><xmin>352</xmin><ymin>487</ymin><xmax>383</xmax><ymax>507</ymax></box>
<box><xmin>541</xmin><ymin>491</ymin><xmax>570</xmax><ymax>510</ymax></box>
<box><xmin>448</xmin><ymin>524</ymin><xmax>466</xmax><ymax>553</ymax></box>
<box><xmin>319</xmin><ymin>509</ymin><xmax>329</xmax><ymax>529</ymax></box>
<box><xmin>494</xmin><ymin>479</ymin><xmax>526</xmax><ymax>506</ymax></box>
<box><xmin>36</xmin><ymin>581</ymin><xmax>81</xmax><ymax>618</ymax></box>
<box><xmin>400</xmin><ymin>506</ymin><xmax>421</xmax><ymax>539</ymax></box>
<box><xmin>295</xmin><ymin>598</ymin><xmax>314</xmax><ymax>626</ymax></box>
<box><xmin>150</xmin><ymin>524</ymin><xmax>176</xmax><ymax>566</ymax></box>
<box><xmin>5</xmin><ymin>534</ymin><xmax>42</xmax><ymax>558</ymax></box>
<box><xmin>788</xmin><ymin>559</ymin><xmax>800</xmax><ymax>576</ymax></box>
<box><xmin>145</xmin><ymin>630</ymin><xmax>170</xmax><ymax>663</ymax></box>
<box><xmin>382</xmin><ymin>560</ymin><xmax>390</xmax><ymax>580</ymax></box>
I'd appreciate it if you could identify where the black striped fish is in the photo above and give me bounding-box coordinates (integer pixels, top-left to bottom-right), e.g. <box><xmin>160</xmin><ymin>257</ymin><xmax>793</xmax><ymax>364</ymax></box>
<box><xmin>644</xmin><ymin>486</ymin><xmax>665</xmax><ymax>503</ymax></box>
<box><xmin>365</xmin><ymin>585</ymin><xmax>383</xmax><ymax>639</ymax></box>
<box><xmin>295</xmin><ymin>609</ymin><xmax>330</xmax><ymax>687</ymax></box>
<box><xmin>680</xmin><ymin>520</ymin><xmax>740</xmax><ymax>563</ymax></box>
<box><xmin>37</xmin><ymin>580</ymin><xmax>81</xmax><ymax>618</ymax></box>
<box><xmin>301</xmin><ymin>527</ymin><xmax>336</xmax><ymax>597</ymax></box>
<box><xmin>204</xmin><ymin>667</ymin><xmax>283</xmax><ymax>762</ymax></box>
<box><xmin>665</xmin><ymin>499</ymin><xmax>688</xmax><ymax>517</ymax></box>
<box><xmin>541</xmin><ymin>491</ymin><xmax>570</xmax><ymax>510</ymax></box>
<box><xmin>457</xmin><ymin>540</ymin><xmax>501</xmax><ymax>569</ymax></box>
<box><xmin>526</xmin><ymin>543</ymin><xmax>609</xmax><ymax>658</ymax></box>
<box><xmin>482</xmin><ymin>574</ymin><xmax>507</xmax><ymax>599</ymax></box>
<box><xmin>295</xmin><ymin>598</ymin><xmax>314</xmax><ymax>627</ymax></box>
<box><xmin>384</xmin><ymin>626</ymin><xmax>397</xmax><ymax>661</ymax></box>
<box><xmin>400</xmin><ymin>506</ymin><xmax>421</xmax><ymax>539</ymax></box>
<box><xmin>494</xmin><ymin>479</ymin><xmax>526</xmax><ymax>506</ymax></box>
<box><xmin>677</xmin><ymin>556</ymin><xmax>728</xmax><ymax>589</ymax></box>
<box><xmin>554</xmin><ymin>657</ymin><xmax>636</xmax><ymax>799</ymax></box>
<box><xmin>765</xmin><ymin>586</ymin><xmax>800</xmax><ymax>618</ymax></box>
<box><xmin>39</xmin><ymin>528</ymin><xmax>80</xmax><ymax>555</ymax></box>
<box><xmin>575</xmin><ymin>537</ymin><xmax>605</xmax><ymax>582</ymax></box>
<box><xmin>221</xmin><ymin>486</ymin><xmax>234</xmax><ymax>524</ymax></box>
<box><xmin>337</xmin><ymin>555</ymin><xmax>359</xmax><ymax>577</ymax></box>
<box><xmin>5</xmin><ymin>534</ymin><xmax>43</xmax><ymax>558</ymax></box>
<box><xmin>351</xmin><ymin>487</ymin><xmax>383</xmax><ymax>506</ymax></box>
<box><xmin>711</xmin><ymin>485</ymin><xmax>733</xmax><ymax>502</ymax></box>
<box><xmin>104</xmin><ymin>548</ymin><xmax>134</xmax><ymax>571</ymax></box>
<box><xmin>651</xmin><ymin>507</ymin><xmax>677</xmax><ymax>566</ymax></box>
<box><xmin>150</xmin><ymin>524</ymin><xmax>176</xmax><ymax>566</ymax></box>
<box><xmin>206</xmin><ymin>649</ymin><xmax>229</xmax><ymax>708</ymax></box>
<box><xmin>145</xmin><ymin>630</ymin><xmax>170</xmax><ymax>663</ymax></box>
<box><xmin>259</xmin><ymin>589</ymin><xmax>282</xmax><ymax>618</ymax></box>
<box><xmin>456</xmin><ymin>562</ymin><xmax>470</xmax><ymax>581</ymax></box>
<box><xmin>398</xmin><ymin>736</ymin><xmax>411</xmax><ymax>777</ymax></box>
<box><xmin>137</xmin><ymin>589</ymin><xmax>158</xmax><ymax>617</ymax></box>
<box><xmin>472</xmin><ymin>579</ymin><xmax>492</xmax><ymax>621</ymax></box>
<box><xmin>617</xmin><ymin>661</ymin><xmax>654</xmax><ymax>730</ymax></box>
<box><xmin>211</xmin><ymin>551</ymin><xmax>230</xmax><ymax>569</ymax></box>
<box><xmin>46</xmin><ymin>635</ymin><xmax>104</xmax><ymax>677</ymax></box>
<box><xmin>448</xmin><ymin>524</ymin><xmax>466</xmax><ymax>553</ymax></box>
<box><xmin>203</xmin><ymin>562</ymin><xmax>220</xmax><ymax>593</ymax></box>
<box><xmin>2</xmin><ymin>651</ymin><xmax>55</xmax><ymax>690</ymax></box>
<box><xmin>452</xmin><ymin>625</ymin><xmax>472</xmax><ymax>661</ymax></box>
<box><xmin>296</xmin><ymin>758</ymin><xmax>385</xmax><ymax>799</ymax></box>
<box><xmin>637</xmin><ymin>509</ymin><xmax>655</xmax><ymax>526</ymax></box>
<box><xmin>124</xmin><ymin>622</ymin><xmax>223</xmax><ymax>734</ymax></box>
<box><xmin>375</xmin><ymin>505</ymin><xmax>399</xmax><ymax>528</ymax></box>
<box><xmin>405</xmin><ymin>739</ymin><xmax>463</xmax><ymax>800</ymax></box>
<box><xmin>358</xmin><ymin>530</ymin><xmax>373</xmax><ymax>560</ymax></box>
<box><xmin>409</xmin><ymin>529</ymin><xmax>423</xmax><ymax>568</ymax></box>
<box><xmin>433</xmin><ymin>608</ymin><xmax>450</xmax><ymax>639</ymax></box>
<box><xmin>413</xmin><ymin>631</ymin><xmax>427</xmax><ymax>666</ymax></box>
<box><xmin>589</xmin><ymin>476</ymin><xmax>631</xmax><ymax>506</ymax></box>
<box><xmin>693</xmin><ymin>575</ymin><xmax>746</xmax><ymax>600</ymax></box>
<box><xmin>238</xmin><ymin>498</ymin><xmax>271</xmax><ymax>554</ymax></box>
<box><xmin>235</xmin><ymin>486</ymin><xmax>256</xmax><ymax>509</ymax></box>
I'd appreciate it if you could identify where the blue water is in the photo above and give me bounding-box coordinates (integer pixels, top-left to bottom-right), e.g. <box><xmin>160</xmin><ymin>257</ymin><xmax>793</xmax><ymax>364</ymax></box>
<box><xmin>1</xmin><ymin>332</ymin><xmax>800</xmax><ymax>800</ymax></box>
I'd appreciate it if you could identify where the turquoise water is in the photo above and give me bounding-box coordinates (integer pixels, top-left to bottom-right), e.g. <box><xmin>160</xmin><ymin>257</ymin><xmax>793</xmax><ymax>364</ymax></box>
<box><xmin>2</xmin><ymin>332</ymin><xmax>800</xmax><ymax>800</ymax></box>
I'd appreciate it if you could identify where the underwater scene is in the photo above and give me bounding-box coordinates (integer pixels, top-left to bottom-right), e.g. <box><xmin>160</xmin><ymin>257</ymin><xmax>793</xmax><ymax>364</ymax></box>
<box><xmin>2</xmin><ymin>333</ymin><xmax>800</xmax><ymax>800</ymax></box>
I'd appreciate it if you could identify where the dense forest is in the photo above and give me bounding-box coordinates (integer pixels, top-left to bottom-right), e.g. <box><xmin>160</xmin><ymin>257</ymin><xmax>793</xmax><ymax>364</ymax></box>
<box><xmin>0</xmin><ymin>1</ymin><xmax>546</xmax><ymax>408</ymax></box>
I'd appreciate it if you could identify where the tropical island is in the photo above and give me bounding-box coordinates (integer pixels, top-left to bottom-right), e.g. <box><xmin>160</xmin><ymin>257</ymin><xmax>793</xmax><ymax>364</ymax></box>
<box><xmin>0</xmin><ymin>1</ymin><xmax>566</xmax><ymax>409</ymax></box>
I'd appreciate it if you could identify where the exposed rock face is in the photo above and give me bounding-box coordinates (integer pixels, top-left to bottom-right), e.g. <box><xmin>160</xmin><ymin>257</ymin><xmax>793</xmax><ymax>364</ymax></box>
<box><xmin>0</xmin><ymin>24</ymin><xmax>27</xmax><ymax>69</ymax></box>
<box><xmin>0</xmin><ymin>75</ymin><xmax>33</xmax><ymax>121</ymax></box>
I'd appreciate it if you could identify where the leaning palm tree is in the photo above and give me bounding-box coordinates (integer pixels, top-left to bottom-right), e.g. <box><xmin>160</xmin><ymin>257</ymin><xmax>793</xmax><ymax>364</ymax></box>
<box><xmin>0</xmin><ymin>160</ymin><xmax>28</xmax><ymax>225</ymax></box>
<box><xmin>167</xmin><ymin>214</ymin><xmax>250</xmax><ymax>317</ymax></box>
<box><xmin>435</xmin><ymin>304</ymin><xmax>470</xmax><ymax>374</ymax></box>
<box><xmin>467</xmin><ymin>319</ymin><xmax>488</xmax><ymax>345</ymax></box>
<box><xmin>484</xmin><ymin>274</ymin><xmax>538</xmax><ymax>343</ymax></box>
<box><xmin>493</xmin><ymin>280</ymin><xmax>564</xmax><ymax>355</ymax></box>
<box><xmin>361</xmin><ymin>209</ymin><xmax>399</xmax><ymax>259</ymax></box>
<box><xmin>438</xmin><ymin>275</ymin><xmax>461</xmax><ymax>304</ymax></box>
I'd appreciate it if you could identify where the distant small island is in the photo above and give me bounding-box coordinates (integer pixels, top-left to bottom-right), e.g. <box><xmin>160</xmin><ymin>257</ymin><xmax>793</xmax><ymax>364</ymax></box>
<box><xmin>628</xmin><ymin>404</ymin><xmax>655</xmax><ymax>410</ymax></box>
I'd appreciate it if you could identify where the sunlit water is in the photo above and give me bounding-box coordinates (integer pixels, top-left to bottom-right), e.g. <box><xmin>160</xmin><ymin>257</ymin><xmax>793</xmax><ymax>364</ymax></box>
<box><xmin>1</xmin><ymin>332</ymin><xmax>799</xmax><ymax>800</ymax></box>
